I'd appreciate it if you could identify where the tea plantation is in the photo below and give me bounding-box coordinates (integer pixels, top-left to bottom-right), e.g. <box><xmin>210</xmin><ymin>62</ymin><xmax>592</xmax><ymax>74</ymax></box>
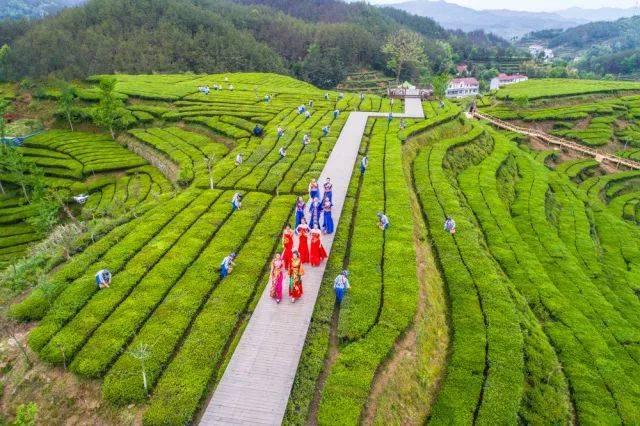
<box><xmin>2</xmin><ymin>75</ymin><xmax>640</xmax><ymax>425</ymax></box>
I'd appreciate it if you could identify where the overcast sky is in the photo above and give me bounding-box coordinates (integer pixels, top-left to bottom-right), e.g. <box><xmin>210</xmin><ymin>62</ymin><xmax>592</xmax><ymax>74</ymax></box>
<box><xmin>361</xmin><ymin>0</ymin><xmax>639</xmax><ymax>12</ymax></box>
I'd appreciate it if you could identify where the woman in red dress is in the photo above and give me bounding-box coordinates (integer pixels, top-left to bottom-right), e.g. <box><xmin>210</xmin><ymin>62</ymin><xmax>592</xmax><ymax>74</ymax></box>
<box><xmin>309</xmin><ymin>224</ymin><xmax>327</xmax><ymax>267</ymax></box>
<box><xmin>297</xmin><ymin>217</ymin><xmax>310</xmax><ymax>264</ymax></box>
<box><xmin>282</xmin><ymin>224</ymin><xmax>294</xmax><ymax>270</ymax></box>
<box><xmin>289</xmin><ymin>251</ymin><xmax>304</xmax><ymax>303</ymax></box>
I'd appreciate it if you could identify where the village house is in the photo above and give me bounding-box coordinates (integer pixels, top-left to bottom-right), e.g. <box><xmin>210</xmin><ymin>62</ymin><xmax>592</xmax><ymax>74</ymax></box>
<box><xmin>490</xmin><ymin>73</ymin><xmax>529</xmax><ymax>90</ymax></box>
<box><xmin>445</xmin><ymin>77</ymin><xmax>479</xmax><ymax>99</ymax></box>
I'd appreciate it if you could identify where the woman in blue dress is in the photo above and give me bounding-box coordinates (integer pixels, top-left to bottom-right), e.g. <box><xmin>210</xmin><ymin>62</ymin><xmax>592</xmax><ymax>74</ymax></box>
<box><xmin>295</xmin><ymin>197</ymin><xmax>305</xmax><ymax>230</ymax></box>
<box><xmin>309</xmin><ymin>197</ymin><xmax>321</xmax><ymax>229</ymax></box>
<box><xmin>322</xmin><ymin>197</ymin><xmax>334</xmax><ymax>234</ymax></box>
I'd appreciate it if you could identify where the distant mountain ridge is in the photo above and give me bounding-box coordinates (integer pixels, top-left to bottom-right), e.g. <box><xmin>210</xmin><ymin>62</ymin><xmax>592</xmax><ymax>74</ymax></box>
<box><xmin>387</xmin><ymin>0</ymin><xmax>639</xmax><ymax>39</ymax></box>
<box><xmin>0</xmin><ymin>0</ymin><xmax>85</xmax><ymax>20</ymax></box>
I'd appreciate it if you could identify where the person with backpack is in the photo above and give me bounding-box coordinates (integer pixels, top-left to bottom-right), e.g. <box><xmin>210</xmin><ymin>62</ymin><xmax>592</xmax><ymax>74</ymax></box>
<box><xmin>95</xmin><ymin>269</ymin><xmax>112</xmax><ymax>289</ymax></box>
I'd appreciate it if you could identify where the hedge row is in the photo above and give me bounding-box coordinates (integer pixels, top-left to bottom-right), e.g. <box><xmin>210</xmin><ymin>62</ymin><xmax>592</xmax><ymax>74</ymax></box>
<box><xmin>512</xmin><ymin>154</ymin><xmax>640</xmax><ymax>422</ymax></box>
<box><xmin>414</xmin><ymin>124</ymin><xmax>524</xmax><ymax>424</ymax></box>
<box><xmin>143</xmin><ymin>195</ymin><xmax>295</xmax><ymax>425</ymax></box>
<box><xmin>25</xmin><ymin>191</ymin><xmax>201</xmax><ymax>348</ymax></box>
<box><xmin>318</xmin><ymin>120</ymin><xmax>419</xmax><ymax>424</ymax></box>
<box><xmin>36</xmin><ymin>191</ymin><xmax>223</xmax><ymax>364</ymax></box>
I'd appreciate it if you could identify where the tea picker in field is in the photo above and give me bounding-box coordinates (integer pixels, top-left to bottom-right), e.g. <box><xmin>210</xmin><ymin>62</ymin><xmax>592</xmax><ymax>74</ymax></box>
<box><xmin>333</xmin><ymin>270</ymin><xmax>350</xmax><ymax>305</ymax></box>
<box><xmin>235</xmin><ymin>153</ymin><xmax>243</xmax><ymax>166</ymax></box>
<box><xmin>277</xmin><ymin>127</ymin><xmax>285</xmax><ymax>139</ymax></box>
<box><xmin>289</xmin><ymin>251</ymin><xmax>304</xmax><ymax>303</ymax></box>
<box><xmin>282</xmin><ymin>224</ymin><xmax>295</xmax><ymax>270</ymax></box>
<box><xmin>309</xmin><ymin>99</ymin><xmax>314</xmax><ymax>107</ymax></box>
<box><xmin>253</xmin><ymin>125</ymin><xmax>263</xmax><ymax>137</ymax></box>
<box><xmin>295</xmin><ymin>196</ymin><xmax>306</xmax><ymax>229</ymax></box>
<box><xmin>310</xmin><ymin>224</ymin><xmax>327</xmax><ymax>266</ymax></box>
<box><xmin>279</xmin><ymin>146</ymin><xmax>287</xmax><ymax>158</ymax></box>
<box><xmin>264</xmin><ymin>94</ymin><xmax>271</xmax><ymax>103</ymax></box>
<box><xmin>322</xmin><ymin>197</ymin><xmax>334</xmax><ymax>234</ymax></box>
<box><xmin>304</xmin><ymin>110</ymin><xmax>311</xmax><ymax>119</ymax></box>
<box><xmin>297</xmin><ymin>217</ymin><xmax>310</xmax><ymax>264</ymax></box>
<box><xmin>444</xmin><ymin>216</ymin><xmax>456</xmax><ymax>234</ymax></box>
<box><xmin>270</xmin><ymin>253</ymin><xmax>284</xmax><ymax>304</ymax></box>
<box><xmin>95</xmin><ymin>269</ymin><xmax>112</xmax><ymax>289</ymax></box>
<box><xmin>220</xmin><ymin>253</ymin><xmax>236</xmax><ymax>279</ymax></box>
<box><xmin>360</xmin><ymin>156</ymin><xmax>368</xmax><ymax>175</ymax></box>
<box><xmin>324</xmin><ymin>93</ymin><xmax>330</xmax><ymax>100</ymax></box>
<box><xmin>302</xmin><ymin>133</ymin><xmax>310</xmax><ymax>146</ymax></box>
<box><xmin>298</xmin><ymin>105</ymin><xmax>306</xmax><ymax>114</ymax></box>
<box><xmin>377</xmin><ymin>212</ymin><xmax>389</xmax><ymax>230</ymax></box>
<box><xmin>323</xmin><ymin>177</ymin><xmax>333</xmax><ymax>202</ymax></box>
<box><xmin>333</xmin><ymin>109</ymin><xmax>340</xmax><ymax>119</ymax></box>
<box><xmin>387</xmin><ymin>112</ymin><xmax>393</xmax><ymax>122</ymax></box>
<box><xmin>231</xmin><ymin>192</ymin><xmax>242</xmax><ymax>212</ymax></box>
<box><xmin>309</xmin><ymin>178</ymin><xmax>320</xmax><ymax>200</ymax></box>
<box><xmin>322</xmin><ymin>126</ymin><xmax>330</xmax><ymax>137</ymax></box>
<box><xmin>400</xmin><ymin>119</ymin><xmax>406</xmax><ymax>130</ymax></box>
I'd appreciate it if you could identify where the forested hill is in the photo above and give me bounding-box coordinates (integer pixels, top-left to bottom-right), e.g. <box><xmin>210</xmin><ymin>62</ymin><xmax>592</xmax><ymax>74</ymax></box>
<box><xmin>527</xmin><ymin>15</ymin><xmax>640</xmax><ymax>76</ymax></box>
<box><xmin>0</xmin><ymin>0</ymin><xmax>519</xmax><ymax>86</ymax></box>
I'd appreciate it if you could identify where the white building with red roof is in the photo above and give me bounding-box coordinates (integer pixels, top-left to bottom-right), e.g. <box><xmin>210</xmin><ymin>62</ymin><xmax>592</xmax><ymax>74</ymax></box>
<box><xmin>446</xmin><ymin>77</ymin><xmax>479</xmax><ymax>99</ymax></box>
<box><xmin>490</xmin><ymin>73</ymin><xmax>529</xmax><ymax>90</ymax></box>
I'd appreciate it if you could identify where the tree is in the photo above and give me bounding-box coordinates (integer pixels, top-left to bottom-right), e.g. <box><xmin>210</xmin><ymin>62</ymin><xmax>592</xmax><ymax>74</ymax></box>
<box><xmin>431</xmin><ymin>73</ymin><xmax>451</xmax><ymax>101</ymax></box>
<box><xmin>382</xmin><ymin>29</ymin><xmax>427</xmax><ymax>83</ymax></box>
<box><xmin>300</xmin><ymin>44</ymin><xmax>345</xmax><ymax>89</ymax></box>
<box><xmin>58</xmin><ymin>85</ymin><xmax>77</xmax><ymax>131</ymax></box>
<box><xmin>93</xmin><ymin>78</ymin><xmax>123</xmax><ymax>139</ymax></box>
<box><xmin>0</xmin><ymin>44</ymin><xmax>9</xmax><ymax>82</ymax></box>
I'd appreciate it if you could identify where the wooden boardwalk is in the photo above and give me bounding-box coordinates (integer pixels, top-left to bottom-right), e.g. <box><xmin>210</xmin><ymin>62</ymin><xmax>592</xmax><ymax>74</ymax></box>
<box><xmin>199</xmin><ymin>99</ymin><xmax>424</xmax><ymax>426</ymax></box>
<box><xmin>474</xmin><ymin>111</ymin><xmax>640</xmax><ymax>170</ymax></box>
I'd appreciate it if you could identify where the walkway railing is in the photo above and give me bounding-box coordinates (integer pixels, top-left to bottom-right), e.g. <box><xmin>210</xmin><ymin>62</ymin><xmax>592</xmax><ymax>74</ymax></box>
<box><xmin>473</xmin><ymin>111</ymin><xmax>640</xmax><ymax>170</ymax></box>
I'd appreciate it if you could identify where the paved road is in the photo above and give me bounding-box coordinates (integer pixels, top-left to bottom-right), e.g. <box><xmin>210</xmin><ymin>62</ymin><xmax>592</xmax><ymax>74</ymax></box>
<box><xmin>200</xmin><ymin>98</ymin><xmax>424</xmax><ymax>426</ymax></box>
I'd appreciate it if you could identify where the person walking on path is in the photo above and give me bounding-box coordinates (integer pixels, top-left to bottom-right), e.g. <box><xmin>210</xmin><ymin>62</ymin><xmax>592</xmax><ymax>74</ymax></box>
<box><xmin>231</xmin><ymin>193</ymin><xmax>242</xmax><ymax>212</ymax></box>
<box><xmin>323</xmin><ymin>178</ymin><xmax>333</xmax><ymax>203</ymax></box>
<box><xmin>269</xmin><ymin>253</ymin><xmax>284</xmax><ymax>304</ymax></box>
<box><xmin>220</xmin><ymin>253</ymin><xmax>236</xmax><ymax>279</ymax></box>
<box><xmin>334</xmin><ymin>270</ymin><xmax>350</xmax><ymax>305</ymax></box>
<box><xmin>309</xmin><ymin>197</ymin><xmax>321</xmax><ymax>230</ymax></box>
<box><xmin>95</xmin><ymin>269</ymin><xmax>112</xmax><ymax>289</ymax></box>
<box><xmin>388</xmin><ymin>112</ymin><xmax>393</xmax><ymax>122</ymax></box>
<box><xmin>444</xmin><ymin>216</ymin><xmax>456</xmax><ymax>234</ymax></box>
<box><xmin>282</xmin><ymin>224</ymin><xmax>294</xmax><ymax>270</ymax></box>
<box><xmin>360</xmin><ymin>156</ymin><xmax>368</xmax><ymax>175</ymax></box>
<box><xmin>322</xmin><ymin>197</ymin><xmax>334</xmax><ymax>234</ymax></box>
<box><xmin>310</xmin><ymin>224</ymin><xmax>327</xmax><ymax>266</ymax></box>
<box><xmin>309</xmin><ymin>178</ymin><xmax>320</xmax><ymax>200</ymax></box>
<box><xmin>296</xmin><ymin>217</ymin><xmax>310</xmax><ymax>264</ymax></box>
<box><xmin>294</xmin><ymin>197</ymin><xmax>306</xmax><ymax>230</ymax></box>
<box><xmin>377</xmin><ymin>212</ymin><xmax>390</xmax><ymax>230</ymax></box>
<box><xmin>288</xmin><ymin>251</ymin><xmax>304</xmax><ymax>303</ymax></box>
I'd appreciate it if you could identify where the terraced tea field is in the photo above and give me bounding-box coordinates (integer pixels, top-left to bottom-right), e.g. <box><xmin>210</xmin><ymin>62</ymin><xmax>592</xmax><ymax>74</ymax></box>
<box><xmin>3</xmin><ymin>74</ymin><xmax>640</xmax><ymax>425</ymax></box>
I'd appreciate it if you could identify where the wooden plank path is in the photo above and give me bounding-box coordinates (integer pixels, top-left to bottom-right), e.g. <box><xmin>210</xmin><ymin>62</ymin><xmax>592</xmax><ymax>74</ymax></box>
<box><xmin>199</xmin><ymin>99</ymin><xmax>424</xmax><ymax>426</ymax></box>
<box><xmin>474</xmin><ymin>111</ymin><xmax>640</xmax><ymax>170</ymax></box>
